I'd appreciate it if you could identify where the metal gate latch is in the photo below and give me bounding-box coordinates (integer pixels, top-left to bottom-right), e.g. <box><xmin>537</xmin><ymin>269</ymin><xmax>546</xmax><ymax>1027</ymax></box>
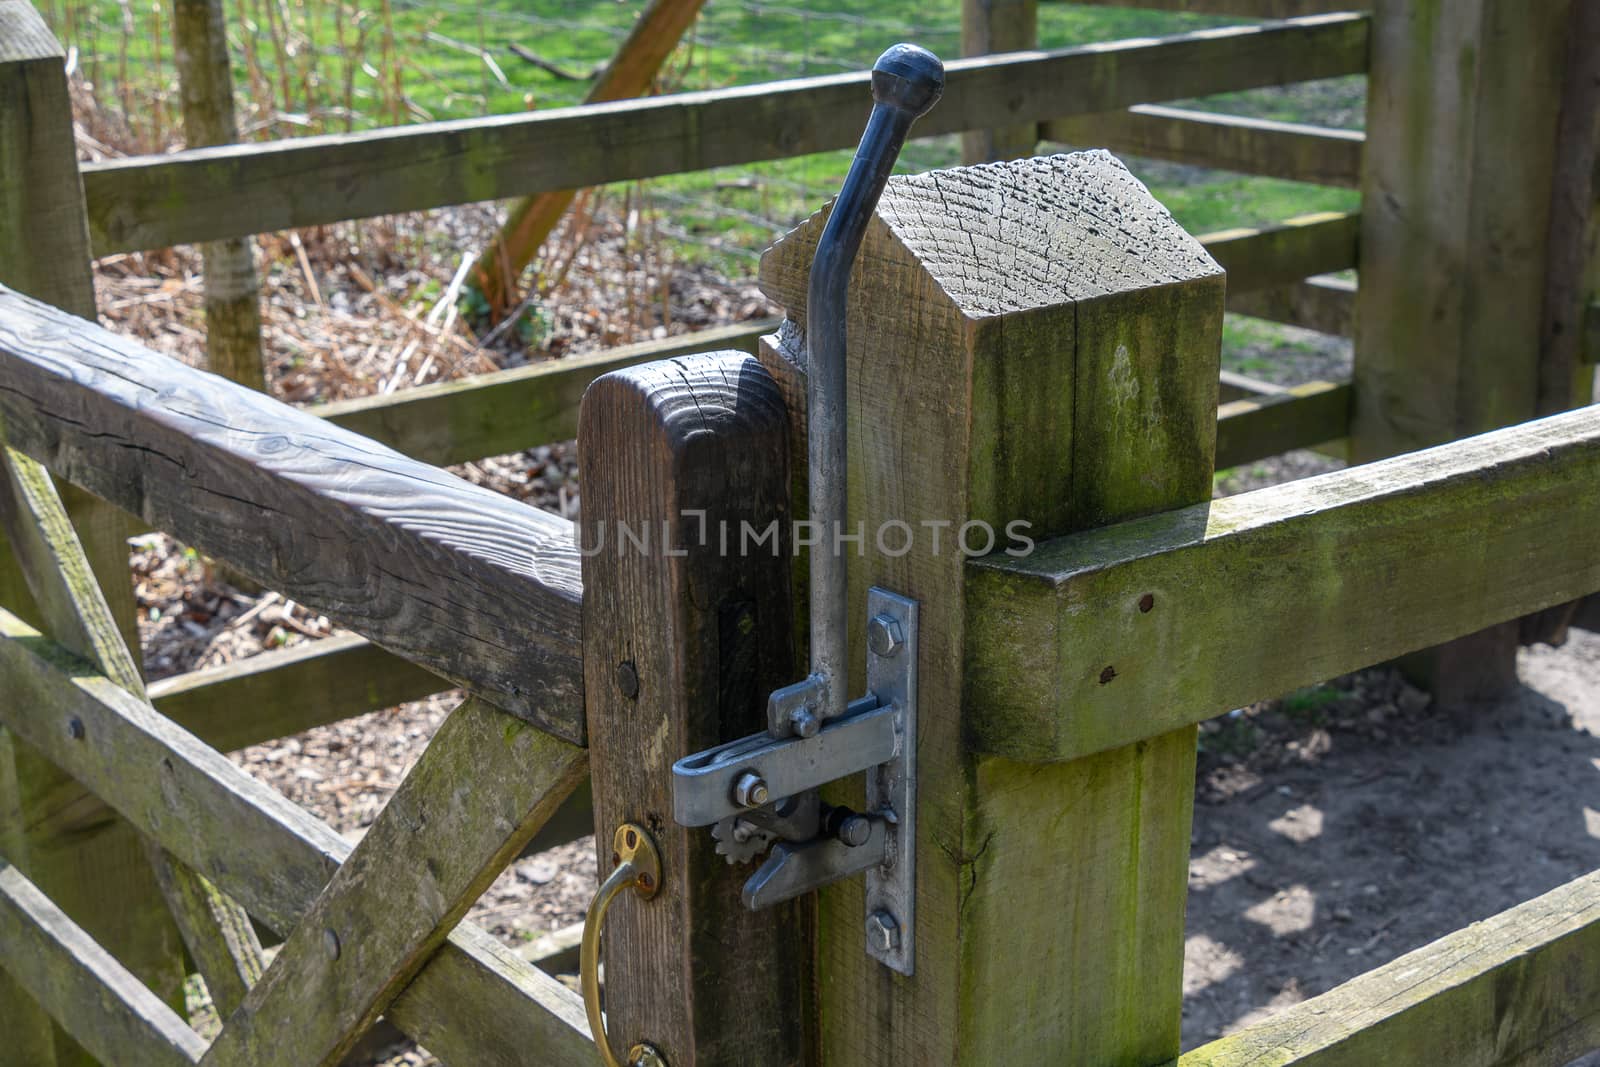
<box><xmin>670</xmin><ymin>43</ymin><xmax>943</xmax><ymax>977</ymax></box>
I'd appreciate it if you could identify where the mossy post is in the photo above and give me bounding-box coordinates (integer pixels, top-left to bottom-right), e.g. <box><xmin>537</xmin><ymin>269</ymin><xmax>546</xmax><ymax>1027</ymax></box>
<box><xmin>960</xmin><ymin>0</ymin><xmax>1038</xmax><ymax>163</ymax></box>
<box><xmin>172</xmin><ymin>0</ymin><xmax>266</xmax><ymax>391</ymax></box>
<box><xmin>0</xmin><ymin>3</ymin><xmax>187</xmax><ymax>1061</ymax></box>
<box><xmin>1353</xmin><ymin>0</ymin><xmax>1600</xmax><ymax>700</ymax></box>
<box><xmin>757</xmin><ymin>152</ymin><xmax>1223</xmax><ymax>1062</ymax></box>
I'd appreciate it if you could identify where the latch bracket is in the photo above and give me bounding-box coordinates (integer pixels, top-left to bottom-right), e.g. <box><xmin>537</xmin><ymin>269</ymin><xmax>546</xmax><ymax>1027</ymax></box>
<box><xmin>670</xmin><ymin>587</ymin><xmax>919</xmax><ymax>974</ymax></box>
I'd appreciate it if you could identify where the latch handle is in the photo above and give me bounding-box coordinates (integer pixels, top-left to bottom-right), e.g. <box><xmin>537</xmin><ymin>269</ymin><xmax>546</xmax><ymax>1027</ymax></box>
<box><xmin>786</xmin><ymin>43</ymin><xmax>944</xmax><ymax>736</ymax></box>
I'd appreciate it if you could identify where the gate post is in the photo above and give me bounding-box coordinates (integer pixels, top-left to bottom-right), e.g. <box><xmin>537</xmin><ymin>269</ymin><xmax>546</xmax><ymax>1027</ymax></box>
<box><xmin>579</xmin><ymin>352</ymin><xmax>810</xmax><ymax>1064</ymax></box>
<box><xmin>1352</xmin><ymin>0</ymin><xmax>1600</xmax><ymax>701</ymax></box>
<box><xmin>0</xmin><ymin>6</ymin><xmax>187</xmax><ymax>1062</ymax></box>
<box><xmin>960</xmin><ymin>0</ymin><xmax>1038</xmax><ymax>163</ymax></box>
<box><xmin>757</xmin><ymin>152</ymin><xmax>1223</xmax><ymax>1063</ymax></box>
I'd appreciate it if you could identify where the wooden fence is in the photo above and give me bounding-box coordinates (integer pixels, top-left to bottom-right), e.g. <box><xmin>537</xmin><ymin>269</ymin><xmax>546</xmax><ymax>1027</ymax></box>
<box><xmin>0</xmin><ymin>0</ymin><xmax>1597</xmax><ymax>1063</ymax></box>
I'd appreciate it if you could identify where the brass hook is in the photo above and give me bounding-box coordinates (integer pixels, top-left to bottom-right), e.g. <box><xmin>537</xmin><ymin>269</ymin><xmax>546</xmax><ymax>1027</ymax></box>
<box><xmin>580</xmin><ymin>822</ymin><xmax>667</xmax><ymax>1067</ymax></box>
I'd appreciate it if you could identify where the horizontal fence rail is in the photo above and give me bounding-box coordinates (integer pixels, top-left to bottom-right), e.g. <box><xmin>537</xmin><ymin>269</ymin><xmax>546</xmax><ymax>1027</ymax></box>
<box><xmin>1043</xmin><ymin>105</ymin><xmax>1364</xmax><ymax>188</ymax></box>
<box><xmin>0</xmin><ymin>608</ymin><xmax>594</xmax><ymax>1065</ymax></box>
<box><xmin>1201</xmin><ymin>211</ymin><xmax>1359</xmax><ymax>293</ymax></box>
<box><xmin>1215</xmin><ymin>379</ymin><xmax>1350</xmax><ymax>468</ymax></box>
<box><xmin>147</xmin><ymin>634</ymin><xmax>446</xmax><ymax>753</ymax></box>
<box><xmin>0</xmin><ymin>860</ymin><xmax>208</xmax><ymax>1067</ymax></box>
<box><xmin>1227</xmin><ymin>274</ymin><xmax>1355</xmax><ymax>336</ymax></box>
<box><xmin>80</xmin><ymin>14</ymin><xmax>1369</xmax><ymax>253</ymax></box>
<box><xmin>966</xmin><ymin>402</ymin><xmax>1600</xmax><ymax>762</ymax></box>
<box><xmin>1182</xmin><ymin>866</ymin><xmax>1600</xmax><ymax>1066</ymax></box>
<box><xmin>316</xmin><ymin>319</ymin><xmax>772</xmax><ymax>467</ymax></box>
<box><xmin>0</xmin><ymin>285</ymin><xmax>584</xmax><ymax>740</ymax></box>
<box><xmin>1053</xmin><ymin>0</ymin><xmax>1366</xmax><ymax>14</ymax></box>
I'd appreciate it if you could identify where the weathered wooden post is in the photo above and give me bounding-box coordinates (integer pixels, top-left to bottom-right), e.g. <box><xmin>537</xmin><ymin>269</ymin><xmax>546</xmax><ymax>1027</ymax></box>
<box><xmin>960</xmin><ymin>0</ymin><xmax>1038</xmax><ymax>163</ymax></box>
<box><xmin>757</xmin><ymin>151</ymin><xmax>1223</xmax><ymax>1062</ymax></box>
<box><xmin>1353</xmin><ymin>0</ymin><xmax>1600</xmax><ymax>701</ymax></box>
<box><xmin>172</xmin><ymin>0</ymin><xmax>266</xmax><ymax>391</ymax></box>
<box><xmin>579</xmin><ymin>352</ymin><xmax>810</xmax><ymax>1064</ymax></box>
<box><xmin>0</xmin><ymin>4</ymin><xmax>187</xmax><ymax>1060</ymax></box>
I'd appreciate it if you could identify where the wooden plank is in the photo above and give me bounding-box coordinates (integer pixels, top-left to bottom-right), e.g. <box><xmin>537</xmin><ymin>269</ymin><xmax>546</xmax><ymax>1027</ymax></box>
<box><xmin>151</xmin><ymin>636</ymin><xmax>593</xmax><ymax>853</ymax></box>
<box><xmin>961</xmin><ymin>0</ymin><xmax>1039</xmax><ymax>162</ymax></box>
<box><xmin>81</xmin><ymin>14</ymin><xmax>1370</xmax><ymax>253</ymax></box>
<box><xmin>0</xmin><ymin>285</ymin><xmax>585</xmax><ymax>740</ymax></box>
<box><xmin>471</xmin><ymin>0</ymin><xmax>707</xmax><ymax>317</ymax></box>
<box><xmin>0</xmin><ymin>860</ymin><xmax>207</xmax><ymax>1067</ymax></box>
<box><xmin>1215</xmin><ymin>379</ymin><xmax>1351</xmax><ymax>468</ymax></box>
<box><xmin>314</xmin><ymin>318</ymin><xmax>773</xmax><ymax>466</ymax></box>
<box><xmin>0</xmin><ymin>0</ymin><xmax>97</xmax><ymax>316</ymax></box>
<box><xmin>1053</xmin><ymin>0</ymin><xmax>1361</xmax><ymax>14</ymax></box>
<box><xmin>0</xmin><ymin>609</ymin><xmax>596</xmax><ymax>1065</ymax></box>
<box><xmin>1535</xmin><ymin>0</ymin><xmax>1600</xmax><ymax>414</ymax></box>
<box><xmin>172</xmin><ymin>0</ymin><xmax>265</xmax><ymax>390</ymax></box>
<box><xmin>0</xmin><ymin>447</ymin><xmax>268</xmax><ymax>1026</ymax></box>
<box><xmin>1353</xmin><ymin>0</ymin><xmax>1586</xmax><ymax>703</ymax></box>
<box><xmin>146</xmin><ymin>849</ymin><xmax>264</xmax><ymax>1018</ymax></box>
<box><xmin>148</xmin><ymin>635</ymin><xmax>446</xmax><ymax>754</ymax></box>
<box><xmin>1218</xmin><ymin>369</ymin><xmax>1287</xmax><ymax>402</ymax></box>
<box><xmin>758</xmin><ymin>152</ymin><xmax>1222</xmax><ymax>1063</ymax></box>
<box><xmin>519</xmin><ymin>921</ymin><xmax>583</xmax><ymax>975</ymax></box>
<box><xmin>1044</xmin><ymin>105</ymin><xmax>1363</xmax><ymax>187</ymax></box>
<box><xmin>966</xmin><ymin>403</ymin><xmax>1600</xmax><ymax>764</ymax></box>
<box><xmin>1226</xmin><ymin>273</ymin><xmax>1355</xmax><ymax>336</ymax></box>
<box><xmin>578</xmin><ymin>352</ymin><xmax>806</xmax><ymax>1064</ymax></box>
<box><xmin>1201</xmin><ymin>211</ymin><xmax>1359</xmax><ymax>294</ymax></box>
<box><xmin>200</xmin><ymin>698</ymin><xmax>586</xmax><ymax>1067</ymax></box>
<box><xmin>1</xmin><ymin>9</ymin><xmax>187</xmax><ymax>1056</ymax></box>
<box><xmin>1182</xmin><ymin>866</ymin><xmax>1600</xmax><ymax>1067</ymax></box>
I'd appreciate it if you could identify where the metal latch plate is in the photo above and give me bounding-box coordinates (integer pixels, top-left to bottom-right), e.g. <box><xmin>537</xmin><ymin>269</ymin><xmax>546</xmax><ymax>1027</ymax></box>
<box><xmin>863</xmin><ymin>587</ymin><xmax>917</xmax><ymax>974</ymax></box>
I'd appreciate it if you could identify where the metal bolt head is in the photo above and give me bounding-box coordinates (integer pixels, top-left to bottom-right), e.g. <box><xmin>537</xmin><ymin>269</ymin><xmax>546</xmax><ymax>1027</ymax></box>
<box><xmin>867</xmin><ymin>614</ymin><xmax>903</xmax><ymax>658</ymax></box>
<box><xmin>733</xmin><ymin>772</ymin><xmax>769</xmax><ymax>808</ymax></box>
<box><xmin>627</xmin><ymin>1044</ymin><xmax>668</xmax><ymax>1067</ymax></box>
<box><xmin>731</xmin><ymin>819</ymin><xmax>755</xmax><ymax>844</ymax></box>
<box><xmin>788</xmin><ymin>705</ymin><xmax>820</xmax><ymax>738</ymax></box>
<box><xmin>866</xmin><ymin>910</ymin><xmax>901</xmax><ymax>953</ymax></box>
<box><xmin>837</xmin><ymin>814</ymin><xmax>871</xmax><ymax>848</ymax></box>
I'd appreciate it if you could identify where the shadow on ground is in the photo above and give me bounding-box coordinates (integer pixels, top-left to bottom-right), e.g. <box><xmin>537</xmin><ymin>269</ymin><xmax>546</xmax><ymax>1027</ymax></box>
<box><xmin>1182</xmin><ymin>628</ymin><xmax>1600</xmax><ymax>1054</ymax></box>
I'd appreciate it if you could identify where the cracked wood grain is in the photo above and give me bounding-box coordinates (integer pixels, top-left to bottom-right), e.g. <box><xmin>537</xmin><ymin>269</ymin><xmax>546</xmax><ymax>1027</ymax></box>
<box><xmin>756</xmin><ymin>151</ymin><xmax>1222</xmax><ymax>1063</ymax></box>
<box><xmin>0</xmin><ymin>284</ymin><xmax>585</xmax><ymax>740</ymax></box>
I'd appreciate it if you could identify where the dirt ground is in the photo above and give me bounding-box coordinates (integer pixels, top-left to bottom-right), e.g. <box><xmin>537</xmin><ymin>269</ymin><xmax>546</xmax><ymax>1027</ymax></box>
<box><xmin>223</xmin><ymin>628</ymin><xmax>1600</xmax><ymax>1061</ymax></box>
<box><xmin>1183</xmin><ymin>634</ymin><xmax>1600</xmax><ymax>1051</ymax></box>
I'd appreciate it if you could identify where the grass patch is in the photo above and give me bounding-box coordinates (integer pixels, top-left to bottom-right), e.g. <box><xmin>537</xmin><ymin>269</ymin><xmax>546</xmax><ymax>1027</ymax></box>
<box><xmin>44</xmin><ymin>0</ymin><xmax>1364</xmax><ymax>275</ymax></box>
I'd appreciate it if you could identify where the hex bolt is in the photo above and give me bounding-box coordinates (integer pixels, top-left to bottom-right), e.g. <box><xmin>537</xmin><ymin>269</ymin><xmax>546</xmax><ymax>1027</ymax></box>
<box><xmin>731</xmin><ymin>819</ymin><xmax>756</xmax><ymax>844</ymax></box>
<box><xmin>733</xmin><ymin>771</ymin><xmax>769</xmax><ymax>808</ymax></box>
<box><xmin>837</xmin><ymin>814</ymin><xmax>872</xmax><ymax>848</ymax></box>
<box><xmin>866</xmin><ymin>910</ymin><xmax>901</xmax><ymax>953</ymax></box>
<box><xmin>867</xmin><ymin>614</ymin><xmax>903</xmax><ymax>658</ymax></box>
<box><xmin>788</xmin><ymin>705</ymin><xmax>820</xmax><ymax>738</ymax></box>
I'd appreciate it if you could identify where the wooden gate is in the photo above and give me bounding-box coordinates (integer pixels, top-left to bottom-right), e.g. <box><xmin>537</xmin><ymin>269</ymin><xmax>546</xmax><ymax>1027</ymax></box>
<box><xmin>1</xmin><ymin>0</ymin><xmax>1599</xmax><ymax>1064</ymax></box>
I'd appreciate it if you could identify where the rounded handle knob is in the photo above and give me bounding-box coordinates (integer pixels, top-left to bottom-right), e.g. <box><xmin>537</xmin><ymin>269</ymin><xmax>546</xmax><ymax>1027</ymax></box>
<box><xmin>871</xmin><ymin>43</ymin><xmax>945</xmax><ymax>119</ymax></box>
